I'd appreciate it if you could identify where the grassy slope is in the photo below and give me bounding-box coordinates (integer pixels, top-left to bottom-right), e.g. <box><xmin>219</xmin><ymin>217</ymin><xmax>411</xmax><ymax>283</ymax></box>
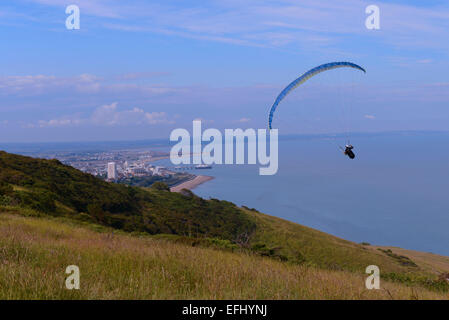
<box><xmin>371</xmin><ymin>246</ymin><xmax>449</xmax><ymax>275</ymax></box>
<box><xmin>246</xmin><ymin>209</ymin><xmax>449</xmax><ymax>275</ymax></box>
<box><xmin>0</xmin><ymin>213</ymin><xmax>447</xmax><ymax>300</ymax></box>
<box><xmin>1</xmin><ymin>151</ymin><xmax>448</xmax><ymax>298</ymax></box>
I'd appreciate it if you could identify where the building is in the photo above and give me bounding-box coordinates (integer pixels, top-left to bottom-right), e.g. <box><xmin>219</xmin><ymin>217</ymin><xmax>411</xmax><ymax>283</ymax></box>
<box><xmin>131</xmin><ymin>167</ymin><xmax>148</xmax><ymax>177</ymax></box>
<box><xmin>107</xmin><ymin>162</ymin><xmax>117</xmax><ymax>180</ymax></box>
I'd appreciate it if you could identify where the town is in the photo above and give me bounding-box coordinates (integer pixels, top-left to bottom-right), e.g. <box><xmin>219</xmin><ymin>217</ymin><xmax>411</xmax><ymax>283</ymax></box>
<box><xmin>36</xmin><ymin>149</ymin><xmax>173</xmax><ymax>180</ymax></box>
<box><xmin>26</xmin><ymin>147</ymin><xmax>211</xmax><ymax>187</ymax></box>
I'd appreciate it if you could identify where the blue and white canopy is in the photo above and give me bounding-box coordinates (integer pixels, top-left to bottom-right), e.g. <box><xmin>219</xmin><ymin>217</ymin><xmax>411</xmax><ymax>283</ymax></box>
<box><xmin>268</xmin><ymin>62</ymin><xmax>366</xmax><ymax>130</ymax></box>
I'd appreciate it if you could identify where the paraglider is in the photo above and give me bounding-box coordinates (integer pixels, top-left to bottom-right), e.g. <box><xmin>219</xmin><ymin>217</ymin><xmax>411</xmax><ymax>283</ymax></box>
<box><xmin>344</xmin><ymin>145</ymin><xmax>355</xmax><ymax>159</ymax></box>
<box><xmin>267</xmin><ymin>61</ymin><xmax>366</xmax><ymax>159</ymax></box>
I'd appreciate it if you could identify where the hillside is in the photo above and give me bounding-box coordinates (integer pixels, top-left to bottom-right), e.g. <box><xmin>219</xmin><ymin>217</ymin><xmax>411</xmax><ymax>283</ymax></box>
<box><xmin>0</xmin><ymin>150</ymin><xmax>449</xmax><ymax>298</ymax></box>
<box><xmin>0</xmin><ymin>151</ymin><xmax>255</xmax><ymax>240</ymax></box>
<box><xmin>0</xmin><ymin>213</ymin><xmax>447</xmax><ymax>299</ymax></box>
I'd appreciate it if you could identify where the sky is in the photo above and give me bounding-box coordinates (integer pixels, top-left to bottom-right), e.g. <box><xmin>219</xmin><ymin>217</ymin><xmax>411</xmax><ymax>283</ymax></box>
<box><xmin>0</xmin><ymin>0</ymin><xmax>448</xmax><ymax>142</ymax></box>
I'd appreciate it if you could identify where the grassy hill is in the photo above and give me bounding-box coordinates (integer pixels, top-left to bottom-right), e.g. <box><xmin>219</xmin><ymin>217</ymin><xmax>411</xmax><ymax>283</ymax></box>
<box><xmin>0</xmin><ymin>213</ymin><xmax>447</xmax><ymax>299</ymax></box>
<box><xmin>0</xmin><ymin>150</ymin><xmax>448</xmax><ymax>299</ymax></box>
<box><xmin>0</xmin><ymin>151</ymin><xmax>255</xmax><ymax>239</ymax></box>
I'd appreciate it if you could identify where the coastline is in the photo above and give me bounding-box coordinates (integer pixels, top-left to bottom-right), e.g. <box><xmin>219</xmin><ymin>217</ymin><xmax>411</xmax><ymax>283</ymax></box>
<box><xmin>170</xmin><ymin>175</ymin><xmax>214</xmax><ymax>192</ymax></box>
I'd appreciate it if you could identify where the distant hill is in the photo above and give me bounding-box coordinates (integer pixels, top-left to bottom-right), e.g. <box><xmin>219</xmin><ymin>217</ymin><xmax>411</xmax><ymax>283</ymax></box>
<box><xmin>0</xmin><ymin>150</ymin><xmax>448</xmax><ymax>298</ymax></box>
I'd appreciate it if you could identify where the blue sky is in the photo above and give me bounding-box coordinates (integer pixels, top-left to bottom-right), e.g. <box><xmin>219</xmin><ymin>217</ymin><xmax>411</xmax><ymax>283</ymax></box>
<box><xmin>0</xmin><ymin>0</ymin><xmax>448</xmax><ymax>142</ymax></box>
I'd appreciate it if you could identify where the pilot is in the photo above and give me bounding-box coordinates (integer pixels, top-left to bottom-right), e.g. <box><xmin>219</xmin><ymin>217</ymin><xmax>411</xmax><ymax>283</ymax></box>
<box><xmin>344</xmin><ymin>145</ymin><xmax>355</xmax><ymax>159</ymax></box>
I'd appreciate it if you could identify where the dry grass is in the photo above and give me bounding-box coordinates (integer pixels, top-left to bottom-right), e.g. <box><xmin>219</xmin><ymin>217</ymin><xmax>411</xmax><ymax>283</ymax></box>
<box><xmin>245</xmin><ymin>209</ymin><xmax>448</xmax><ymax>276</ymax></box>
<box><xmin>0</xmin><ymin>213</ymin><xmax>447</xmax><ymax>300</ymax></box>
<box><xmin>370</xmin><ymin>246</ymin><xmax>449</xmax><ymax>276</ymax></box>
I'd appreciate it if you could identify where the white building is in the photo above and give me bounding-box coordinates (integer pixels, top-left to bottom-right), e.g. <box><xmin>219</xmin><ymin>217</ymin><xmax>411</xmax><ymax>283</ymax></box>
<box><xmin>107</xmin><ymin>162</ymin><xmax>117</xmax><ymax>180</ymax></box>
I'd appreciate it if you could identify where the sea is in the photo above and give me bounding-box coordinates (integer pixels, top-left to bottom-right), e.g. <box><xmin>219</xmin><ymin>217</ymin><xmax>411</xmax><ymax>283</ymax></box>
<box><xmin>2</xmin><ymin>132</ymin><xmax>449</xmax><ymax>256</ymax></box>
<box><xmin>161</xmin><ymin>132</ymin><xmax>449</xmax><ymax>256</ymax></box>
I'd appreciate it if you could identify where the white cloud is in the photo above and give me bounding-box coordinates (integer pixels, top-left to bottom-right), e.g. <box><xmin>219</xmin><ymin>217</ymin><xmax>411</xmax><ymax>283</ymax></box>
<box><xmin>37</xmin><ymin>102</ymin><xmax>174</xmax><ymax>127</ymax></box>
<box><xmin>38</xmin><ymin>118</ymin><xmax>82</xmax><ymax>128</ymax></box>
<box><xmin>236</xmin><ymin>117</ymin><xmax>251</xmax><ymax>123</ymax></box>
<box><xmin>0</xmin><ymin>74</ymin><xmax>101</xmax><ymax>95</ymax></box>
<box><xmin>115</xmin><ymin>71</ymin><xmax>170</xmax><ymax>80</ymax></box>
<box><xmin>20</xmin><ymin>0</ymin><xmax>449</xmax><ymax>51</ymax></box>
<box><xmin>145</xmin><ymin>111</ymin><xmax>170</xmax><ymax>124</ymax></box>
<box><xmin>26</xmin><ymin>0</ymin><xmax>124</xmax><ymax>18</ymax></box>
<box><xmin>0</xmin><ymin>73</ymin><xmax>182</xmax><ymax>97</ymax></box>
<box><xmin>364</xmin><ymin>115</ymin><xmax>375</xmax><ymax>120</ymax></box>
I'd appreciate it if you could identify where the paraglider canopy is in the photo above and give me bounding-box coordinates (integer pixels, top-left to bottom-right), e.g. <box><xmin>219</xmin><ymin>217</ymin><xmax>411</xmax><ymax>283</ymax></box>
<box><xmin>268</xmin><ymin>61</ymin><xmax>366</xmax><ymax>130</ymax></box>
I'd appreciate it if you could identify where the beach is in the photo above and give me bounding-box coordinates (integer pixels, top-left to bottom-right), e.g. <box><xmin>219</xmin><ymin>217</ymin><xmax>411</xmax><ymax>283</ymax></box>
<box><xmin>170</xmin><ymin>175</ymin><xmax>214</xmax><ymax>192</ymax></box>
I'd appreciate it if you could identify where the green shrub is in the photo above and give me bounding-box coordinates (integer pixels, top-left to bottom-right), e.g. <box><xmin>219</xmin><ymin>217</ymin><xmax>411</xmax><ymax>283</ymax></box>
<box><xmin>0</xmin><ymin>195</ymin><xmax>14</xmax><ymax>206</ymax></box>
<box><xmin>0</xmin><ymin>182</ymin><xmax>13</xmax><ymax>196</ymax></box>
<box><xmin>151</xmin><ymin>182</ymin><xmax>170</xmax><ymax>191</ymax></box>
<box><xmin>378</xmin><ymin>248</ymin><xmax>418</xmax><ymax>267</ymax></box>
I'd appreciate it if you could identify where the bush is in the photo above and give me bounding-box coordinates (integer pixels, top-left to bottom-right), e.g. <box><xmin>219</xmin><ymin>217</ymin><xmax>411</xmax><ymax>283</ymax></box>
<box><xmin>378</xmin><ymin>248</ymin><xmax>418</xmax><ymax>267</ymax></box>
<box><xmin>87</xmin><ymin>203</ymin><xmax>106</xmax><ymax>224</ymax></box>
<box><xmin>15</xmin><ymin>190</ymin><xmax>56</xmax><ymax>213</ymax></box>
<box><xmin>32</xmin><ymin>191</ymin><xmax>56</xmax><ymax>213</ymax></box>
<box><xmin>0</xmin><ymin>195</ymin><xmax>14</xmax><ymax>206</ymax></box>
<box><xmin>151</xmin><ymin>182</ymin><xmax>170</xmax><ymax>191</ymax></box>
<box><xmin>0</xmin><ymin>182</ymin><xmax>13</xmax><ymax>196</ymax></box>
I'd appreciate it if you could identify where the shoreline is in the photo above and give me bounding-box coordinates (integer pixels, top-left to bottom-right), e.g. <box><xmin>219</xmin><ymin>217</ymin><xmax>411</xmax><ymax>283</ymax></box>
<box><xmin>170</xmin><ymin>175</ymin><xmax>214</xmax><ymax>192</ymax></box>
